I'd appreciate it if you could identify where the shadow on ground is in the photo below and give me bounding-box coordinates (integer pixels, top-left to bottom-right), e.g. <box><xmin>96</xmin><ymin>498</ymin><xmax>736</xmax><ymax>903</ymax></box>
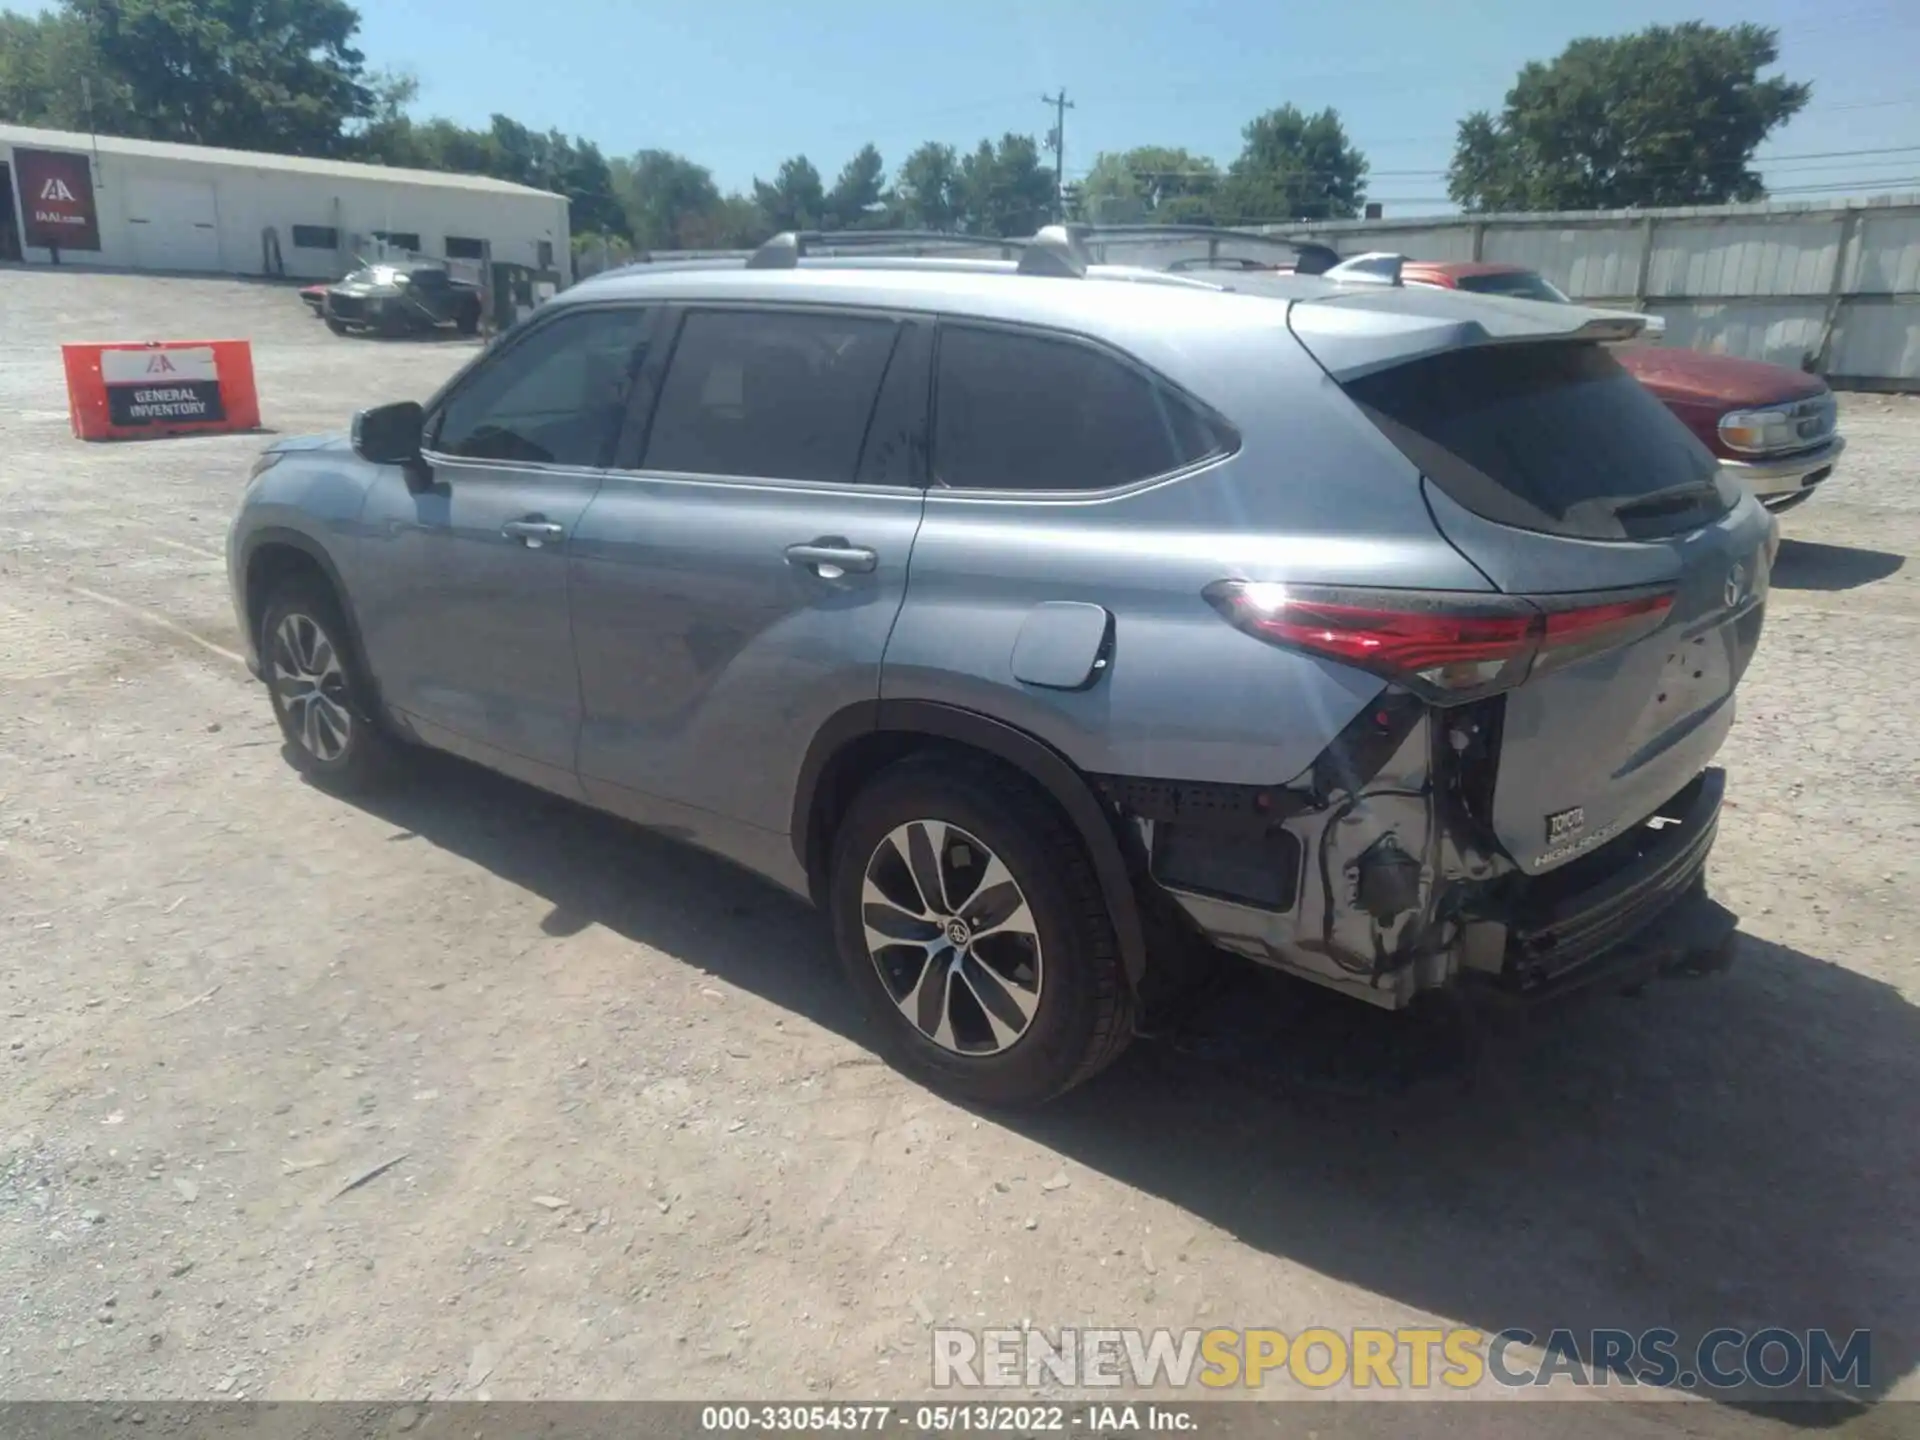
<box><xmin>1770</xmin><ymin>539</ymin><xmax>1906</xmax><ymax>592</ymax></box>
<box><xmin>338</xmin><ymin>749</ymin><xmax>1917</xmax><ymax>1424</ymax></box>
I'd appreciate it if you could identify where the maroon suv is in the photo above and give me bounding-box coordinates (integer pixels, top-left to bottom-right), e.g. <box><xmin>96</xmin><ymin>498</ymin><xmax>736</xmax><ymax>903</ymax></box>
<box><xmin>1402</xmin><ymin>261</ymin><xmax>1845</xmax><ymax>514</ymax></box>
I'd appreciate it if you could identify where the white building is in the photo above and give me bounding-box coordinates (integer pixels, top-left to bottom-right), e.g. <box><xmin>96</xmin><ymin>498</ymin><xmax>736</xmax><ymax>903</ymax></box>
<box><xmin>0</xmin><ymin>123</ymin><xmax>571</xmax><ymax>280</ymax></box>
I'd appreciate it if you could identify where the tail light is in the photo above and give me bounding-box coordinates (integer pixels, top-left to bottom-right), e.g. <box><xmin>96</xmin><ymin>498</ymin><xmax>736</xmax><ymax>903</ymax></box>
<box><xmin>1204</xmin><ymin>581</ymin><xmax>1673</xmax><ymax>704</ymax></box>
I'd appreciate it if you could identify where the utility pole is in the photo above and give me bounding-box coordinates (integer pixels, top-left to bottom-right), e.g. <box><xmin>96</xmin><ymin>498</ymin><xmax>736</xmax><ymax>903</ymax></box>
<box><xmin>1041</xmin><ymin>90</ymin><xmax>1075</xmax><ymax>221</ymax></box>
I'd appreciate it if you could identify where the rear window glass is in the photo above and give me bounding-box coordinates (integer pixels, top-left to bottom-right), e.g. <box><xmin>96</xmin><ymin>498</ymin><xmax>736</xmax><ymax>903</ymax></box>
<box><xmin>1453</xmin><ymin>270</ymin><xmax>1571</xmax><ymax>303</ymax></box>
<box><xmin>933</xmin><ymin>325</ymin><xmax>1225</xmax><ymax>492</ymax></box>
<box><xmin>1344</xmin><ymin>342</ymin><xmax>1731</xmax><ymax>540</ymax></box>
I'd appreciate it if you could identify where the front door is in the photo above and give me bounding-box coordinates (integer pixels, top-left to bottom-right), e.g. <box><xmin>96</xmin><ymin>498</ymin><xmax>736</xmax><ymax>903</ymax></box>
<box><xmin>569</xmin><ymin>305</ymin><xmax>931</xmax><ymax>840</ymax></box>
<box><xmin>355</xmin><ymin>302</ymin><xmax>656</xmax><ymax>794</ymax></box>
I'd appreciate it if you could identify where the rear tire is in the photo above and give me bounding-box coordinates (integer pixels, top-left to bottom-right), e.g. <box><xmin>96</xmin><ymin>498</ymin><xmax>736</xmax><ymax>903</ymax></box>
<box><xmin>259</xmin><ymin>579</ymin><xmax>396</xmax><ymax>795</ymax></box>
<box><xmin>829</xmin><ymin>755</ymin><xmax>1133</xmax><ymax>1106</ymax></box>
<box><xmin>456</xmin><ymin>301</ymin><xmax>481</xmax><ymax>336</ymax></box>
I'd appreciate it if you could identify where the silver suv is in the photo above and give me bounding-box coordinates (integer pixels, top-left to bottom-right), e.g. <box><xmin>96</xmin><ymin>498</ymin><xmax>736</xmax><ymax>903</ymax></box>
<box><xmin>227</xmin><ymin>226</ymin><xmax>1774</xmax><ymax>1106</ymax></box>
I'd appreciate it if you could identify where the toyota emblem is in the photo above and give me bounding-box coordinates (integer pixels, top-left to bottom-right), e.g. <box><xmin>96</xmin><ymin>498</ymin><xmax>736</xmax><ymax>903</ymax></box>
<box><xmin>1725</xmin><ymin>563</ymin><xmax>1747</xmax><ymax>608</ymax></box>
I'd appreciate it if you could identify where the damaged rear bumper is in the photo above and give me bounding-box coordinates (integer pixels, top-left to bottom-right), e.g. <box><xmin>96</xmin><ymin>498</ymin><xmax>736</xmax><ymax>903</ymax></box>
<box><xmin>1117</xmin><ymin>701</ymin><xmax>1736</xmax><ymax>1009</ymax></box>
<box><xmin>1483</xmin><ymin>767</ymin><xmax>1731</xmax><ymax>1000</ymax></box>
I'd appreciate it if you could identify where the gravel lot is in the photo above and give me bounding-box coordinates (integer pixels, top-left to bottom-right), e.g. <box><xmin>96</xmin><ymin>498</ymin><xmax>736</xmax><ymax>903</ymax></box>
<box><xmin>1</xmin><ymin>268</ymin><xmax>1915</xmax><ymax>1428</ymax></box>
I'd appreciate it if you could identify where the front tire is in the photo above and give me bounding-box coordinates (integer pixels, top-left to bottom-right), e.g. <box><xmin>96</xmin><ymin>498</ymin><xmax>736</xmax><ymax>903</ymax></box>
<box><xmin>324</xmin><ymin>317</ymin><xmax>348</xmax><ymax>336</ymax></box>
<box><xmin>259</xmin><ymin>580</ymin><xmax>395</xmax><ymax>794</ymax></box>
<box><xmin>829</xmin><ymin>756</ymin><xmax>1133</xmax><ymax>1106</ymax></box>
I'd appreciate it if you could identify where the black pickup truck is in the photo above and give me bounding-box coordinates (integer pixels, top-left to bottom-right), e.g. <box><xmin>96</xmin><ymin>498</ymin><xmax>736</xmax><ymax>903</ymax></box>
<box><xmin>323</xmin><ymin>263</ymin><xmax>483</xmax><ymax>338</ymax></box>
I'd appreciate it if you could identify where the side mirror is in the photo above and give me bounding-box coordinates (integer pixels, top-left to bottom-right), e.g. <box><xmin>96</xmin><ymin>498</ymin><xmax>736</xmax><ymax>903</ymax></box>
<box><xmin>351</xmin><ymin>401</ymin><xmax>425</xmax><ymax>465</ymax></box>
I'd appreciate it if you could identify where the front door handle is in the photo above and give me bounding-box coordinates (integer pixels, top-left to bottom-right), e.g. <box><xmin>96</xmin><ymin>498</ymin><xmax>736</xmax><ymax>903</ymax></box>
<box><xmin>785</xmin><ymin>539</ymin><xmax>878</xmax><ymax>578</ymax></box>
<box><xmin>502</xmin><ymin>518</ymin><xmax>566</xmax><ymax>548</ymax></box>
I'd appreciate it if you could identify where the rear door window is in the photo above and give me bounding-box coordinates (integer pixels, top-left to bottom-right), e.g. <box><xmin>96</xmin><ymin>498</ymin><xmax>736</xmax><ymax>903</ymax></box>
<box><xmin>642</xmin><ymin>309</ymin><xmax>900</xmax><ymax>484</ymax></box>
<box><xmin>1344</xmin><ymin>342</ymin><xmax>1730</xmax><ymax>540</ymax></box>
<box><xmin>932</xmin><ymin>324</ymin><xmax>1225</xmax><ymax>492</ymax></box>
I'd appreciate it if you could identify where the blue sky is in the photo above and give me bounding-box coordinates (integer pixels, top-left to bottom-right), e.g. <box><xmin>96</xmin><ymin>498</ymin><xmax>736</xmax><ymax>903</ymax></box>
<box><xmin>17</xmin><ymin>0</ymin><xmax>1920</xmax><ymax>212</ymax></box>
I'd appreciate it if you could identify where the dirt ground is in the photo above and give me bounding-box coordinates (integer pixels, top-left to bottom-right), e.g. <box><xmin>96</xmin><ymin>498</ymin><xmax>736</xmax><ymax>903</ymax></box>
<box><xmin>1</xmin><ymin>268</ymin><xmax>1916</xmax><ymax>1428</ymax></box>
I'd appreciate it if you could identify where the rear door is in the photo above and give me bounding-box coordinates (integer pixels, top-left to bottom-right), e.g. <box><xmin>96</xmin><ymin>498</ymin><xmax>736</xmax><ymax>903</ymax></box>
<box><xmin>567</xmin><ymin>305</ymin><xmax>931</xmax><ymax>834</ymax></box>
<box><xmin>1321</xmin><ymin>323</ymin><xmax>1775</xmax><ymax>874</ymax></box>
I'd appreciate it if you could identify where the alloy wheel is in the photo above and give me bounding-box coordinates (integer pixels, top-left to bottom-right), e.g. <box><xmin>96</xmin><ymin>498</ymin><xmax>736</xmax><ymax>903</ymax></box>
<box><xmin>860</xmin><ymin>820</ymin><xmax>1044</xmax><ymax>1056</ymax></box>
<box><xmin>270</xmin><ymin>612</ymin><xmax>354</xmax><ymax>763</ymax></box>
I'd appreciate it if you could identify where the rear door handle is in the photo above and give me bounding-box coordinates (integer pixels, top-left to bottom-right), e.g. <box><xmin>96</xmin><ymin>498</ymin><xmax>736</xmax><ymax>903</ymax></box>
<box><xmin>785</xmin><ymin>540</ymin><xmax>878</xmax><ymax>578</ymax></box>
<box><xmin>502</xmin><ymin>518</ymin><xmax>566</xmax><ymax>548</ymax></box>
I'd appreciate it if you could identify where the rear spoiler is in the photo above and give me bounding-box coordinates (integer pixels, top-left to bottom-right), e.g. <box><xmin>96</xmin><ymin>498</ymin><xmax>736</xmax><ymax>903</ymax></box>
<box><xmin>1288</xmin><ymin>288</ymin><xmax>1655</xmax><ymax>382</ymax></box>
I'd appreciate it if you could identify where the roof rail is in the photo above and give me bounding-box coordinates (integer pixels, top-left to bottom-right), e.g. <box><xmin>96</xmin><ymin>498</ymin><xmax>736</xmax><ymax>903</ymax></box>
<box><xmin>1061</xmin><ymin>224</ymin><xmax>1343</xmax><ymax>276</ymax></box>
<box><xmin>744</xmin><ymin>228</ymin><xmax>1087</xmax><ymax>277</ymax></box>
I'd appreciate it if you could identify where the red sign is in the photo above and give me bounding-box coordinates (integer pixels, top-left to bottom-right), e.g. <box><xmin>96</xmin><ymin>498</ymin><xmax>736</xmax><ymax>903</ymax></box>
<box><xmin>62</xmin><ymin>340</ymin><xmax>261</xmax><ymax>441</ymax></box>
<box><xmin>15</xmin><ymin>148</ymin><xmax>101</xmax><ymax>251</ymax></box>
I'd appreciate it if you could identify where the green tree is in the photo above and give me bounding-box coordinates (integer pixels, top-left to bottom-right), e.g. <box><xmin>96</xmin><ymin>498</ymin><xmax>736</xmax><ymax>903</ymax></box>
<box><xmin>1219</xmin><ymin>105</ymin><xmax>1367</xmax><ymax>222</ymax></box>
<box><xmin>685</xmin><ymin>193</ymin><xmax>767</xmax><ymax>250</ymax></box>
<box><xmin>895</xmin><ymin>141</ymin><xmax>962</xmax><ymax>230</ymax></box>
<box><xmin>612</xmin><ymin>148</ymin><xmax>724</xmax><ymax>249</ymax></box>
<box><xmin>825</xmin><ymin>143</ymin><xmax>889</xmax><ymax>229</ymax></box>
<box><xmin>0</xmin><ymin>8</ymin><xmax>103</xmax><ymax>132</ymax></box>
<box><xmin>1080</xmin><ymin>146</ymin><xmax>1221</xmax><ymax>224</ymax></box>
<box><xmin>1448</xmin><ymin>22</ymin><xmax>1812</xmax><ymax>212</ymax></box>
<box><xmin>752</xmin><ymin>155</ymin><xmax>825</xmax><ymax>232</ymax></box>
<box><xmin>957</xmin><ymin>134</ymin><xmax>1055</xmax><ymax>236</ymax></box>
<box><xmin>64</xmin><ymin>0</ymin><xmax>378</xmax><ymax>154</ymax></box>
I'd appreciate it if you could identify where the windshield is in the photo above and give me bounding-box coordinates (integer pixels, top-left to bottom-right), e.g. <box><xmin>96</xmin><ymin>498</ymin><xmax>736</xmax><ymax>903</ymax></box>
<box><xmin>1454</xmin><ymin>269</ymin><xmax>1572</xmax><ymax>304</ymax></box>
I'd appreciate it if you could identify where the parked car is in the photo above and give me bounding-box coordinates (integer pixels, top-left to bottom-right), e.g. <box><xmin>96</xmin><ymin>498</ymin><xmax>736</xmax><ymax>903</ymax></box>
<box><xmin>229</xmin><ymin>228</ymin><xmax>1766</xmax><ymax>1106</ymax></box>
<box><xmin>322</xmin><ymin>262</ymin><xmax>483</xmax><ymax>338</ymax></box>
<box><xmin>299</xmin><ymin>283</ymin><xmax>328</xmax><ymax>317</ymax></box>
<box><xmin>1399</xmin><ymin>260</ymin><xmax>1845</xmax><ymax>514</ymax></box>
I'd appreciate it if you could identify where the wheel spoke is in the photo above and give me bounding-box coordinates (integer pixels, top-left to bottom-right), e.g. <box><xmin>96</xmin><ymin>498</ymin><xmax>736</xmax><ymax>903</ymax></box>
<box><xmin>290</xmin><ymin>616</ymin><xmax>318</xmax><ymax>672</ymax></box>
<box><xmin>905</xmin><ymin>947</ymin><xmax>958</xmax><ymax>1050</ymax></box>
<box><xmin>861</xmin><ymin>892</ymin><xmax>942</xmax><ymax>947</ymax></box>
<box><xmin>269</xmin><ymin>628</ymin><xmax>301</xmax><ymax>679</ymax></box>
<box><xmin>963</xmin><ymin>857</ymin><xmax>1037</xmax><ymax>941</ymax></box>
<box><xmin>904</xmin><ymin>822</ymin><xmax>951</xmax><ymax>915</ymax></box>
<box><xmin>955</xmin><ymin>959</ymin><xmax>1029</xmax><ymax>1051</ymax></box>
<box><xmin>299</xmin><ymin>694</ymin><xmax>323</xmax><ymax>755</ymax></box>
<box><xmin>961</xmin><ymin>952</ymin><xmax>1040</xmax><ymax>1027</ymax></box>
<box><xmin>863</xmin><ymin>911</ymin><xmax>942</xmax><ymax>945</ymax></box>
<box><xmin>313</xmin><ymin>696</ymin><xmax>350</xmax><ymax>760</ymax></box>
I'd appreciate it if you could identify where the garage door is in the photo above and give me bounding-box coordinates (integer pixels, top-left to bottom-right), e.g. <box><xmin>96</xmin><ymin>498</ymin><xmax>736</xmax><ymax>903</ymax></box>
<box><xmin>125</xmin><ymin>177</ymin><xmax>222</xmax><ymax>271</ymax></box>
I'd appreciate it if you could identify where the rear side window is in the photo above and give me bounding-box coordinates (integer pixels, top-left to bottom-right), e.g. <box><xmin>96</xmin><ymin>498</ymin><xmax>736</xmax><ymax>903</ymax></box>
<box><xmin>1344</xmin><ymin>342</ymin><xmax>1729</xmax><ymax>540</ymax></box>
<box><xmin>933</xmin><ymin>325</ymin><xmax>1224</xmax><ymax>492</ymax></box>
<box><xmin>643</xmin><ymin>309</ymin><xmax>899</xmax><ymax>484</ymax></box>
